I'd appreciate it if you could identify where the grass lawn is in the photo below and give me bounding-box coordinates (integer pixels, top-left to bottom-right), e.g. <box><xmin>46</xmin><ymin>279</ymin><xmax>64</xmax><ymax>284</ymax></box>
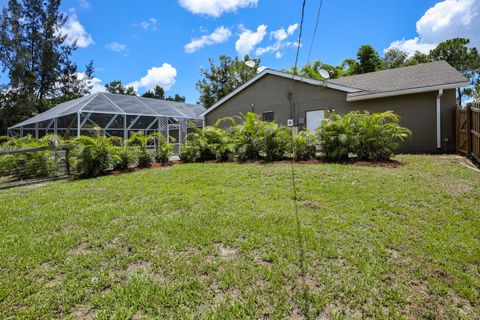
<box><xmin>0</xmin><ymin>155</ymin><xmax>479</xmax><ymax>319</ymax></box>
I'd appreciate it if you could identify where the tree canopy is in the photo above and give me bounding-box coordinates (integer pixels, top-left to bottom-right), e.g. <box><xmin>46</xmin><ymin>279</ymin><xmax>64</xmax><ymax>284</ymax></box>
<box><xmin>285</xmin><ymin>38</ymin><xmax>480</xmax><ymax>103</ymax></box>
<box><xmin>196</xmin><ymin>55</ymin><xmax>260</xmax><ymax>107</ymax></box>
<box><xmin>0</xmin><ymin>0</ymin><xmax>94</xmax><ymax>134</ymax></box>
<box><xmin>429</xmin><ymin>38</ymin><xmax>480</xmax><ymax>104</ymax></box>
<box><xmin>105</xmin><ymin>81</ymin><xmax>136</xmax><ymax>96</ymax></box>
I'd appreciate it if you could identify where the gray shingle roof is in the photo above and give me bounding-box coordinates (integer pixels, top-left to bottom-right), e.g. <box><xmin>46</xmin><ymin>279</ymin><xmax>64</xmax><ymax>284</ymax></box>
<box><xmin>328</xmin><ymin>61</ymin><xmax>468</xmax><ymax>98</ymax></box>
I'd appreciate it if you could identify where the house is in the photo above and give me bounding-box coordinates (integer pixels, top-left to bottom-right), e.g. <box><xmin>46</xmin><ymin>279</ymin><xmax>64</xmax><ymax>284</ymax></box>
<box><xmin>201</xmin><ymin>61</ymin><xmax>469</xmax><ymax>153</ymax></box>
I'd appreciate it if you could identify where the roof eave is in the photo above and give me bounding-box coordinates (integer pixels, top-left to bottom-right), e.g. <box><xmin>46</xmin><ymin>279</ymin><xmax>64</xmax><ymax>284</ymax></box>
<box><xmin>346</xmin><ymin>81</ymin><xmax>470</xmax><ymax>102</ymax></box>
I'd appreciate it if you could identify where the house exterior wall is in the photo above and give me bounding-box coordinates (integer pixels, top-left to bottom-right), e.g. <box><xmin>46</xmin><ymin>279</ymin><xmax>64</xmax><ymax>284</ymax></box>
<box><xmin>204</xmin><ymin>74</ymin><xmax>458</xmax><ymax>153</ymax></box>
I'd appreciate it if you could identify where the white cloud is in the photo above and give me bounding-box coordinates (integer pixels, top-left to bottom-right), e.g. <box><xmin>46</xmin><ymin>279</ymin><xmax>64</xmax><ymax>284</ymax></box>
<box><xmin>386</xmin><ymin>0</ymin><xmax>480</xmax><ymax>55</ymax></box>
<box><xmin>287</xmin><ymin>23</ymin><xmax>299</xmax><ymax>35</ymax></box>
<box><xmin>185</xmin><ymin>26</ymin><xmax>232</xmax><ymax>53</ymax></box>
<box><xmin>179</xmin><ymin>0</ymin><xmax>258</xmax><ymax>17</ymax></box>
<box><xmin>127</xmin><ymin>63</ymin><xmax>177</xmax><ymax>92</ymax></box>
<box><xmin>78</xmin><ymin>72</ymin><xmax>105</xmax><ymax>94</ymax></box>
<box><xmin>235</xmin><ymin>24</ymin><xmax>267</xmax><ymax>57</ymax></box>
<box><xmin>386</xmin><ymin>38</ymin><xmax>437</xmax><ymax>55</ymax></box>
<box><xmin>135</xmin><ymin>18</ymin><xmax>157</xmax><ymax>31</ymax></box>
<box><xmin>105</xmin><ymin>42</ymin><xmax>126</xmax><ymax>53</ymax></box>
<box><xmin>59</xmin><ymin>10</ymin><xmax>94</xmax><ymax>48</ymax></box>
<box><xmin>271</xmin><ymin>28</ymin><xmax>288</xmax><ymax>42</ymax></box>
<box><xmin>76</xmin><ymin>0</ymin><xmax>91</xmax><ymax>10</ymax></box>
<box><xmin>255</xmin><ymin>23</ymin><xmax>298</xmax><ymax>58</ymax></box>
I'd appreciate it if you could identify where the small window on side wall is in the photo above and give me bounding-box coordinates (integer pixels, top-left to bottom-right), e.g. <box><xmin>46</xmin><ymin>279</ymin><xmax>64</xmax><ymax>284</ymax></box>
<box><xmin>263</xmin><ymin>111</ymin><xmax>274</xmax><ymax>122</ymax></box>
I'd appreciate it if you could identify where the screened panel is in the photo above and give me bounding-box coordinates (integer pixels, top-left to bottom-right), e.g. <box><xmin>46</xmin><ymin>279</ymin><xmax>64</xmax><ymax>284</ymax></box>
<box><xmin>104</xmin><ymin>93</ymin><xmax>156</xmax><ymax>115</ymax></box>
<box><xmin>81</xmin><ymin>93</ymin><xmax>124</xmax><ymax>113</ymax></box>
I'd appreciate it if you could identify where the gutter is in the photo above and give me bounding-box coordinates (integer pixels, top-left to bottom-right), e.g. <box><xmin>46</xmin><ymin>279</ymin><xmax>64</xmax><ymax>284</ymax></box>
<box><xmin>436</xmin><ymin>89</ymin><xmax>443</xmax><ymax>150</ymax></box>
<box><xmin>346</xmin><ymin>81</ymin><xmax>469</xmax><ymax>101</ymax></box>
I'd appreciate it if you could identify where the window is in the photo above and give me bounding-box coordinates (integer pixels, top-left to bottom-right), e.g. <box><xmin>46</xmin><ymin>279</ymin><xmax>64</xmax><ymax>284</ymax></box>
<box><xmin>263</xmin><ymin>112</ymin><xmax>274</xmax><ymax>122</ymax></box>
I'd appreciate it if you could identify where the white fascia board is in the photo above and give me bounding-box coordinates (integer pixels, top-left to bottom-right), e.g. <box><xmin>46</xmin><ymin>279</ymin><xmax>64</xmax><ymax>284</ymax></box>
<box><xmin>200</xmin><ymin>69</ymin><xmax>360</xmax><ymax>117</ymax></box>
<box><xmin>346</xmin><ymin>81</ymin><xmax>470</xmax><ymax>101</ymax></box>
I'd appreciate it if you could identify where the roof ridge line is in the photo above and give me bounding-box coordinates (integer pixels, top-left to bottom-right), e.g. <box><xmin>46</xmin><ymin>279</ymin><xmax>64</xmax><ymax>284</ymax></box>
<box><xmin>98</xmin><ymin>92</ymin><xmax>126</xmax><ymax>114</ymax></box>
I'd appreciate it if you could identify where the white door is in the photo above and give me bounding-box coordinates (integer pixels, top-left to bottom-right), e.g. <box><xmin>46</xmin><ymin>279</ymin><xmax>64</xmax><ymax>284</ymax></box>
<box><xmin>306</xmin><ymin>110</ymin><xmax>325</xmax><ymax>132</ymax></box>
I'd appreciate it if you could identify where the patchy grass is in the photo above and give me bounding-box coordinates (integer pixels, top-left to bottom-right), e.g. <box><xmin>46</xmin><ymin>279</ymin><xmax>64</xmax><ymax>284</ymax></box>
<box><xmin>0</xmin><ymin>155</ymin><xmax>479</xmax><ymax>319</ymax></box>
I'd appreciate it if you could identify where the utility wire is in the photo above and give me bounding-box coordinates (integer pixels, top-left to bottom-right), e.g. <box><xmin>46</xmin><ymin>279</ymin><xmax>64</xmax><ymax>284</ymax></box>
<box><xmin>306</xmin><ymin>0</ymin><xmax>324</xmax><ymax>64</ymax></box>
<box><xmin>289</xmin><ymin>0</ymin><xmax>310</xmax><ymax>317</ymax></box>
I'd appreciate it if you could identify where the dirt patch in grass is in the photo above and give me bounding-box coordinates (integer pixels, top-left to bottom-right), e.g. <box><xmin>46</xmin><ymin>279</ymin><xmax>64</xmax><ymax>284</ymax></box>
<box><xmin>300</xmin><ymin>200</ymin><xmax>324</xmax><ymax>210</ymax></box>
<box><xmin>127</xmin><ymin>259</ymin><xmax>152</xmax><ymax>274</ymax></box>
<box><xmin>68</xmin><ymin>242</ymin><xmax>92</xmax><ymax>256</ymax></box>
<box><xmin>73</xmin><ymin>305</ymin><xmax>95</xmax><ymax>320</ymax></box>
<box><xmin>352</xmin><ymin>159</ymin><xmax>402</xmax><ymax>168</ymax></box>
<box><xmin>218</xmin><ymin>244</ymin><xmax>237</xmax><ymax>260</ymax></box>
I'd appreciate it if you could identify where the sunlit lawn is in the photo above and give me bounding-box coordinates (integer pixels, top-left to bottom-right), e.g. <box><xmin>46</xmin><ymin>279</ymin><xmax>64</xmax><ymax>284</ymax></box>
<box><xmin>0</xmin><ymin>155</ymin><xmax>479</xmax><ymax>319</ymax></box>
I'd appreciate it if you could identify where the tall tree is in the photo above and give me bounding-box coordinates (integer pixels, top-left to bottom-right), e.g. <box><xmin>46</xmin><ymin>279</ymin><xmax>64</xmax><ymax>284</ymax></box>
<box><xmin>0</xmin><ymin>0</ymin><xmax>93</xmax><ymax>133</ymax></box>
<box><xmin>406</xmin><ymin>51</ymin><xmax>429</xmax><ymax>66</ymax></box>
<box><xmin>196</xmin><ymin>55</ymin><xmax>260</xmax><ymax>107</ymax></box>
<box><xmin>354</xmin><ymin>45</ymin><xmax>382</xmax><ymax>74</ymax></box>
<box><xmin>383</xmin><ymin>48</ymin><xmax>408</xmax><ymax>69</ymax></box>
<box><xmin>340</xmin><ymin>59</ymin><xmax>358</xmax><ymax>76</ymax></box>
<box><xmin>105</xmin><ymin>80</ymin><xmax>136</xmax><ymax>96</ymax></box>
<box><xmin>429</xmin><ymin>38</ymin><xmax>480</xmax><ymax>105</ymax></box>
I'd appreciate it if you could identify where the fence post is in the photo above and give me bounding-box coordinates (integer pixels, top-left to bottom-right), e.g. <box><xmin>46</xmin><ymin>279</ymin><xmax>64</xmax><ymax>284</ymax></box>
<box><xmin>456</xmin><ymin>106</ymin><xmax>460</xmax><ymax>154</ymax></box>
<box><xmin>466</xmin><ymin>103</ymin><xmax>472</xmax><ymax>156</ymax></box>
<box><xmin>65</xmin><ymin>147</ymin><xmax>70</xmax><ymax>175</ymax></box>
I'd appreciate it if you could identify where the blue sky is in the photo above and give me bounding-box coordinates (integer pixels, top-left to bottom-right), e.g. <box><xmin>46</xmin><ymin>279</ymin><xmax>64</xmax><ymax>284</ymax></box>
<box><xmin>2</xmin><ymin>0</ymin><xmax>479</xmax><ymax>103</ymax></box>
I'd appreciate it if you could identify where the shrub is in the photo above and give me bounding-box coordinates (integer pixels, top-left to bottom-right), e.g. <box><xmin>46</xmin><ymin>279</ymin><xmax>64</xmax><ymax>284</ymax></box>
<box><xmin>180</xmin><ymin>126</ymin><xmax>234</xmax><ymax>162</ymax></box>
<box><xmin>151</xmin><ymin>133</ymin><xmax>174</xmax><ymax>165</ymax></box>
<box><xmin>230</xmin><ymin>113</ymin><xmax>263</xmax><ymax>161</ymax></box>
<box><xmin>354</xmin><ymin>111</ymin><xmax>412</xmax><ymax>161</ymax></box>
<box><xmin>290</xmin><ymin>131</ymin><xmax>317</xmax><ymax>161</ymax></box>
<box><xmin>317</xmin><ymin>111</ymin><xmax>412</xmax><ymax>162</ymax></box>
<box><xmin>129</xmin><ymin>132</ymin><xmax>152</xmax><ymax>168</ymax></box>
<box><xmin>317</xmin><ymin>113</ymin><xmax>358</xmax><ymax>162</ymax></box>
<box><xmin>259</xmin><ymin>121</ymin><xmax>290</xmax><ymax>162</ymax></box>
<box><xmin>69</xmin><ymin>130</ymin><xmax>112</xmax><ymax>178</ymax></box>
<box><xmin>0</xmin><ymin>135</ymin><xmax>58</xmax><ymax>179</ymax></box>
<box><xmin>109</xmin><ymin>137</ymin><xmax>132</xmax><ymax>171</ymax></box>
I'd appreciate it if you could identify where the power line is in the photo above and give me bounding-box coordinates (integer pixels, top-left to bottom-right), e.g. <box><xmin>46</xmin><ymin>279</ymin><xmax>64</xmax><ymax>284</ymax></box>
<box><xmin>289</xmin><ymin>0</ymin><xmax>310</xmax><ymax>317</ymax></box>
<box><xmin>306</xmin><ymin>0</ymin><xmax>324</xmax><ymax>64</ymax></box>
<box><xmin>292</xmin><ymin>0</ymin><xmax>307</xmax><ymax>78</ymax></box>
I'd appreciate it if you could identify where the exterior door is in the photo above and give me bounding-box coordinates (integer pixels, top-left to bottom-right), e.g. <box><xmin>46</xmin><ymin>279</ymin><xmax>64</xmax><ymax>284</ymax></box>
<box><xmin>306</xmin><ymin>110</ymin><xmax>325</xmax><ymax>132</ymax></box>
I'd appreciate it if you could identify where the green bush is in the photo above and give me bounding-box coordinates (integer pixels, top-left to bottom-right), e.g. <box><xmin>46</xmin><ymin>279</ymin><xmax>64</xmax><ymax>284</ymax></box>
<box><xmin>69</xmin><ymin>131</ymin><xmax>112</xmax><ymax>178</ymax></box>
<box><xmin>355</xmin><ymin>111</ymin><xmax>412</xmax><ymax>161</ymax></box>
<box><xmin>129</xmin><ymin>132</ymin><xmax>152</xmax><ymax>168</ymax></box>
<box><xmin>0</xmin><ymin>135</ymin><xmax>58</xmax><ymax>179</ymax></box>
<box><xmin>229</xmin><ymin>113</ymin><xmax>263</xmax><ymax>161</ymax></box>
<box><xmin>290</xmin><ymin>131</ymin><xmax>316</xmax><ymax>161</ymax></box>
<box><xmin>110</xmin><ymin>137</ymin><xmax>133</xmax><ymax>171</ymax></box>
<box><xmin>259</xmin><ymin>121</ymin><xmax>290</xmax><ymax>162</ymax></box>
<box><xmin>317</xmin><ymin>113</ymin><xmax>358</xmax><ymax>162</ymax></box>
<box><xmin>151</xmin><ymin>133</ymin><xmax>174</xmax><ymax>165</ymax></box>
<box><xmin>317</xmin><ymin>111</ymin><xmax>412</xmax><ymax>162</ymax></box>
<box><xmin>180</xmin><ymin>126</ymin><xmax>234</xmax><ymax>162</ymax></box>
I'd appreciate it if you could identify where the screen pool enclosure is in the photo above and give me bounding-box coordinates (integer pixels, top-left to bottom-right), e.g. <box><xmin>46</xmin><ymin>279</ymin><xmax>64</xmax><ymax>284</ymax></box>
<box><xmin>7</xmin><ymin>92</ymin><xmax>205</xmax><ymax>152</ymax></box>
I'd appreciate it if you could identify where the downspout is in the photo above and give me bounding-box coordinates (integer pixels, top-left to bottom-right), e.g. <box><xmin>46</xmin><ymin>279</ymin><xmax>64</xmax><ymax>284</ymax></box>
<box><xmin>436</xmin><ymin>89</ymin><xmax>443</xmax><ymax>150</ymax></box>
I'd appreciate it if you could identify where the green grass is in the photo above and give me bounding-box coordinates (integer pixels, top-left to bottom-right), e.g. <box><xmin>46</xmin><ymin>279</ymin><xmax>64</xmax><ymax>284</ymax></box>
<box><xmin>0</xmin><ymin>155</ymin><xmax>479</xmax><ymax>319</ymax></box>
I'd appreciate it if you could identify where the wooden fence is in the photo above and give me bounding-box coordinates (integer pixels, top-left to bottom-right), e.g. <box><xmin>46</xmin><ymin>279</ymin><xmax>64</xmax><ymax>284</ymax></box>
<box><xmin>457</xmin><ymin>102</ymin><xmax>480</xmax><ymax>164</ymax></box>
